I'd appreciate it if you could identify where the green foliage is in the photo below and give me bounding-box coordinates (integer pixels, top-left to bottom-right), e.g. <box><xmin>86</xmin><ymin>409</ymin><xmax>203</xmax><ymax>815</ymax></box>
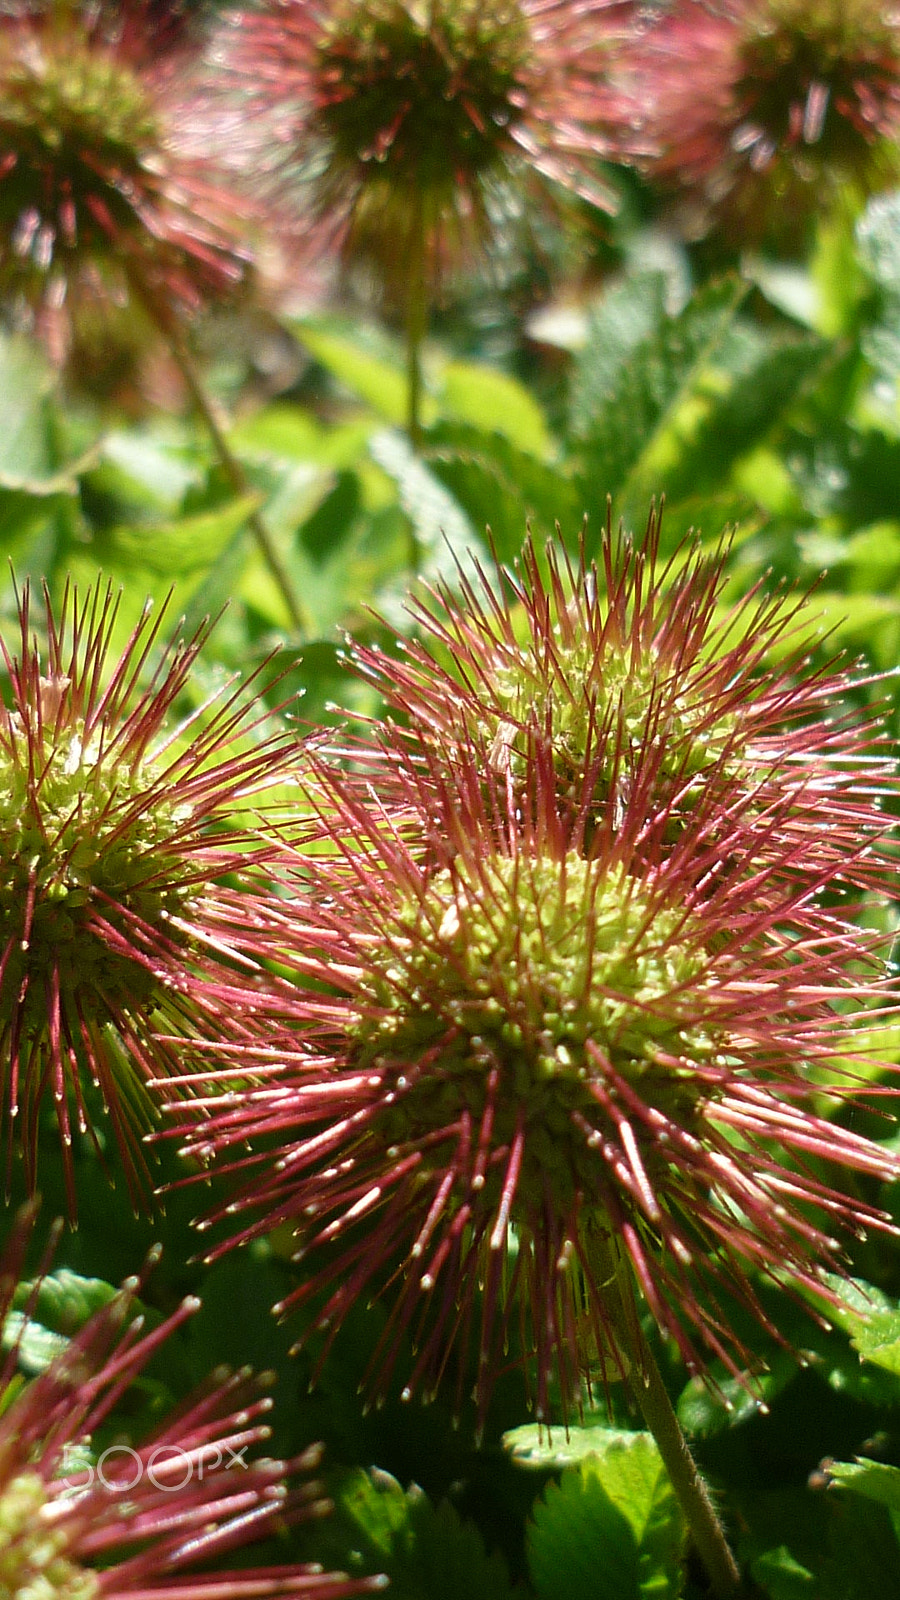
<box><xmin>570</xmin><ymin>276</ymin><xmax>746</xmax><ymax>522</ymax></box>
<box><xmin>3</xmin><ymin>1267</ymin><xmax>119</xmax><ymax>1375</ymax></box>
<box><xmin>526</xmin><ymin>1433</ymin><xmax>685</xmax><ymax>1600</ymax></box>
<box><xmin>293</xmin><ymin>318</ymin><xmax>415</xmax><ymax>426</ymax></box>
<box><xmin>307</xmin><ymin>1468</ymin><xmax>519</xmax><ymax>1599</ymax></box>
<box><xmin>3</xmin><ymin>88</ymin><xmax>900</xmax><ymax>1600</ymax></box>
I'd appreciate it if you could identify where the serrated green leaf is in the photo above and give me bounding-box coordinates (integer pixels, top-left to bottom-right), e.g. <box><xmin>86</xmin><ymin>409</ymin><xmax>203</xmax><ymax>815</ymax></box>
<box><xmin>438</xmin><ymin>361</ymin><xmax>553</xmax><ymax>458</ymax></box>
<box><xmin>369</xmin><ymin>427</ymin><xmax>481</xmax><ymax>581</ymax></box>
<box><xmin>311</xmin><ymin>1468</ymin><xmax>517</xmax><ymax>1600</ymax></box>
<box><xmin>676</xmin><ymin>1354</ymin><xmax>796</xmax><ymax>1440</ymax></box>
<box><xmin>13</xmin><ymin>1268</ymin><xmax>119</xmax><ymax>1334</ymax></box>
<box><xmin>571</xmin><ymin>276</ymin><xmax>745</xmax><ymax>517</ymax></box>
<box><xmin>828</xmin><ymin>1459</ymin><xmax>900</xmax><ymax>1512</ymax></box>
<box><xmin>504</xmin><ymin>1423</ymin><xmax>642</xmax><ymax>1470</ymax></box>
<box><xmin>527</xmin><ymin>1433</ymin><xmax>685</xmax><ymax>1600</ymax></box>
<box><xmin>423</xmin><ymin>419</ymin><xmax>584</xmax><ymax>559</ymax></box>
<box><xmin>806</xmin><ymin>1276</ymin><xmax>900</xmax><ymax>1380</ymax></box>
<box><xmin>847</xmin><ymin>1308</ymin><xmax>900</xmax><ymax>1376</ymax></box>
<box><xmin>3</xmin><ymin>1268</ymin><xmax>120</xmax><ymax>1376</ymax></box>
<box><xmin>341</xmin><ymin>1468</ymin><xmax>419</xmax><ymax>1563</ymax></box>
<box><xmin>528</xmin><ymin>1471</ymin><xmax>639</xmax><ymax>1600</ymax></box>
<box><xmin>2</xmin><ymin>1312</ymin><xmax>69</xmax><ymax>1375</ymax></box>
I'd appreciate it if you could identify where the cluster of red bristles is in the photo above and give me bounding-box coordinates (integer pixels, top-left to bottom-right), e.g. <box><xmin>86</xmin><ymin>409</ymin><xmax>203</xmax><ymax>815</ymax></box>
<box><xmin>153</xmin><ymin>509</ymin><xmax>900</xmax><ymax>1428</ymax></box>
<box><xmin>0</xmin><ymin>1203</ymin><xmax>385</xmax><ymax>1600</ymax></box>
<box><xmin>4</xmin><ymin>0</ymin><xmax>900</xmax><ymax>364</ymax></box>
<box><xmin>4</xmin><ymin>508</ymin><xmax>895</xmax><ymax>1433</ymax></box>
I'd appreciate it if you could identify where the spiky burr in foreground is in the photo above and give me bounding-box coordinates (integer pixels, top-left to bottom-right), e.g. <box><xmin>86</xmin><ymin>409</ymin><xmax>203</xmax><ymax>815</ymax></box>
<box><xmin>352</xmin><ymin>513</ymin><xmax>896</xmax><ymax>887</ymax></box>
<box><xmin>0</xmin><ymin>1205</ymin><xmax>382</xmax><ymax>1600</ymax></box>
<box><xmin>174</xmin><ymin>633</ymin><xmax>900</xmax><ymax>1425</ymax></box>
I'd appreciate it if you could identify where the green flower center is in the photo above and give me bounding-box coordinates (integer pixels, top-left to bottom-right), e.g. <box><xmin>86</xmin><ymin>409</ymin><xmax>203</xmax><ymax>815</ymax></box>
<box><xmin>315</xmin><ymin>0</ymin><xmax>532</xmax><ymax>194</ymax></box>
<box><xmin>0</xmin><ymin>708</ymin><xmax>193</xmax><ymax>1039</ymax></box>
<box><xmin>477</xmin><ymin>629</ymin><xmax>737</xmax><ymax>805</ymax></box>
<box><xmin>353</xmin><ymin>854</ymin><xmax>710</xmax><ymax>1209</ymax></box>
<box><xmin>0</xmin><ymin>1472</ymin><xmax>97</xmax><ymax>1600</ymax></box>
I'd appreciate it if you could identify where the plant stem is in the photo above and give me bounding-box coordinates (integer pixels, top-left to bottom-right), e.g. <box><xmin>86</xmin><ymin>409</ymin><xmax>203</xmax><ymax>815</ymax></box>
<box><xmin>609</xmin><ymin>1267</ymin><xmax>741</xmax><ymax>1598</ymax></box>
<box><xmin>405</xmin><ymin>211</ymin><xmax>428</xmax><ymax>455</ymax></box>
<box><xmin>126</xmin><ymin>266</ymin><xmax>311</xmax><ymax>636</ymax></box>
<box><xmin>403</xmin><ymin>199</ymin><xmax>429</xmax><ymax>573</ymax></box>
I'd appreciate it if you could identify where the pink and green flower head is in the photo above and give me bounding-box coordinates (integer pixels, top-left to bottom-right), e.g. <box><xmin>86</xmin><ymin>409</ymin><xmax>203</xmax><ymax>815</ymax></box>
<box><xmin>215</xmin><ymin>0</ymin><xmax>642</xmax><ymax>289</ymax></box>
<box><xmin>0</xmin><ymin>0</ymin><xmax>252</xmax><ymax>341</ymax></box>
<box><xmin>637</xmin><ymin>0</ymin><xmax>900</xmax><ymax>245</ymax></box>
<box><xmin>178</xmin><ymin>737</ymin><xmax>900</xmax><ymax>1427</ymax></box>
<box><xmin>0</xmin><ymin>1205</ymin><xmax>382</xmax><ymax>1600</ymax></box>
<box><xmin>351</xmin><ymin>514</ymin><xmax>896</xmax><ymax>877</ymax></box>
<box><xmin>0</xmin><ymin>576</ymin><xmax>299</xmax><ymax>1212</ymax></box>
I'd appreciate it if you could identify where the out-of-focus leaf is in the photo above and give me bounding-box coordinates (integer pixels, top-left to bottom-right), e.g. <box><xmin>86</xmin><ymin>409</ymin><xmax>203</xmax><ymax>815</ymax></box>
<box><xmin>657</xmin><ymin>336</ymin><xmax>827</xmax><ymax>505</ymax></box>
<box><xmin>0</xmin><ymin>331</ymin><xmax>97</xmax><ymax>492</ymax></box>
<box><xmin>299</xmin><ymin>470</ymin><xmax>360</xmax><ymax>563</ymax></box>
<box><xmin>230</xmin><ymin>406</ymin><xmax>374</xmax><ymax>470</ymax></box>
<box><xmin>743</xmin><ymin>257</ymin><xmax>820</xmax><ymax>328</ymax></box>
<box><xmin>3</xmin><ymin>1268</ymin><xmax>120</xmax><ymax>1375</ymax></box>
<box><xmin>369</xmin><ymin>427</ymin><xmax>480</xmax><ymax>581</ymax></box>
<box><xmin>785</xmin><ymin>425</ymin><xmax>898</xmax><ymax>522</ymax></box>
<box><xmin>527</xmin><ymin>1432</ymin><xmax>685</xmax><ymax>1600</ymax></box>
<box><xmin>569</xmin><ymin>271</ymin><xmax>669</xmax><ymax>437</ymax></box>
<box><xmin>109</xmin><ymin>496</ymin><xmax>258</xmax><ymax>576</ymax></box>
<box><xmin>570</xmin><ymin>276</ymin><xmax>744</xmax><ymax>516</ymax></box>
<box><xmin>91</xmin><ymin>431</ymin><xmax>200</xmax><ymax>515</ymax></box>
<box><xmin>752</xmin><ymin>1546</ymin><xmax>819</xmax><ymax>1598</ymax></box>
<box><xmin>740</xmin><ymin>1486</ymin><xmax>900</xmax><ymax>1600</ymax></box>
<box><xmin>294</xmin><ymin>321</ymin><xmax>436</xmax><ymax>427</ymax></box>
<box><xmin>438</xmin><ymin>361</ymin><xmax>554</xmax><ymax>458</ymax></box>
<box><xmin>809</xmin><ymin>211</ymin><xmax>868</xmax><ymax>338</ymax></box>
<box><xmin>423</xmin><ymin>420</ymin><xmax>585</xmax><ymax>559</ymax></box>
<box><xmin>857</xmin><ymin>192</ymin><xmax>900</xmax><ymax>297</ymax></box>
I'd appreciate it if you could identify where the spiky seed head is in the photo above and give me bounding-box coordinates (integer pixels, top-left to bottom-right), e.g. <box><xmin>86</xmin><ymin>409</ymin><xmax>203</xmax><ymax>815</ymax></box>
<box><xmin>351</xmin><ymin>516</ymin><xmax>897</xmax><ymax>882</ymax></box>
<box><xmin>216</xmin><ymin>0</ymin><xmax>641</xmax><ymax>291</ymax></box>
<box><xmin>0</xmin><ymin>577</ymin><xmax>299</xmax><ymax>1213</ymax></box>
<box><xmin>178</xmin><ymin>735</ymin><xmax>900</xmax><ymax>1425</ymax></box>
<box><xmin>0</xmin><ymin>1206</ymin><xmax>382</xmax><ymax>1600</ymax></box>
<box><xmin>0</xmin><ymin>0</ymin><xmax>252</xmax><ymax>343</ymax></box>
<box><xmin>637</xmin><ymin>0</ymin><xmax>900</xmax><ymax>245</ymax></box>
